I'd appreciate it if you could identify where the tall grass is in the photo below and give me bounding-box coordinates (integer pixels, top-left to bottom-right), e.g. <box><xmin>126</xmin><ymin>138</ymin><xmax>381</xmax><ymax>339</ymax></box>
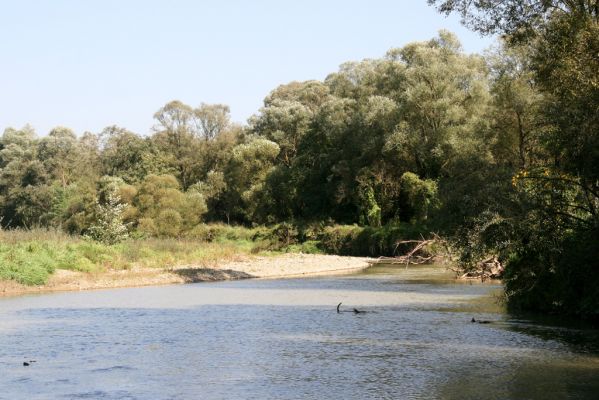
<box><xmin>0</xmin><ymin>228</ymin><xmax>257</xmax><ymax>286</ymax></box>
<box><xmin>0</xmin><ymin>222</ymin><xmax>428</xmax><ymax>286</ymax></box>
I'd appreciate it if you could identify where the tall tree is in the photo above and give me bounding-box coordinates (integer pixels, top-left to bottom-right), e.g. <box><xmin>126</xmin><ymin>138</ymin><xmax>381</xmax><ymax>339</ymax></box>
<box><xmin>100</xmin><ymin>126</ymin><xmax>160</xmax><ymax>183</ymax></box>
<box><xmin>429</xmin><ymin>0</ymin><xmax>599</xmax><ymax>317</ymax></box>
<box><xmin>152</xmin><ymin>100</ymin><xmax>201</xmax><ymax>189</ymax></box>
<box><xmin>194</xmin><ymin>103</ymin><xmax>231</xmax><ymax>141</ymax></box>
<box><xmin>37</xmin><ymin>127</ymin><xmax>79</xmax><ymax>187</ymax></box>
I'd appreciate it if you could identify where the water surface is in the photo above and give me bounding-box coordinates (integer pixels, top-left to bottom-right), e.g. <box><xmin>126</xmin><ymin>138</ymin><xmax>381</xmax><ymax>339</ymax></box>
<box><xmin>1</xmin><ymin>265</ymin><xmax>598</xmax><ymax>399</ymax></box>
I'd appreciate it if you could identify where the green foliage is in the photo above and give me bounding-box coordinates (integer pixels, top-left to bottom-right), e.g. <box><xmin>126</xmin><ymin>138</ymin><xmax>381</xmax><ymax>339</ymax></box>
<box><xmin>220</xmin><ymin>137</ymin><xmax>280</xmax><ymax>223</ymax></box>
<box><xmin>86</xmin><ymin>184</ymin><xmax>129</xmax><ymax>245</ymax></box>
<box><xmin>99</xmin><ymin>126</ymin><xmax>159</xmax><ymax>183</ymax></box>
<box><xmin>0</xmin><ymin>228</ymin><xmax>262</xmax><ymax>286</ymax></box>
<box><xmin>184</xmin><ymin>223</ymin><xmax>259</xmax><ymax>242</ymax></box>
<box><xmin>427</xmin><ymin>1</ymin><xmax>599</xmax><ymax>319</ymax></box>
<box><xmin>358</xmin><ymin>186</ymin><xmax>381</xmax><ymax>227</ymax></box>
<box><xmin>399</xmin><ymin>172</ymin><xmax>438</xmax><ymax>222</ymax></box>
<box><xmin>1</xmin><ymin>19</ymin><xmax>597</xmax><ymax>320</ymax></box>
<box><xmin>0</xmin><ymin>242</ymin><xmax>57</xmax><ymax>285</ymax></box>
<box><xmin>0</xmin><ymin>233</ymin><xmax>109</xmax><ymax>285</ymax></box>
<box><xmin>504</xmin><ymin>228</ymin><xmax>599</xmax><ymax>318</ymax></box>
<box><xmin>133</xmin><ymin>174</ymin><xmax>207</xmax><ymax>237</ymax></box>
<box><xmin>317</xmin><ymin>224</ymin><xmax>427</xmax><ymax>257</ymax></box>
<box><xmin>155</xmin><ymin>209</ymin><xmax>182</xmax><ymax>237</ymax></box>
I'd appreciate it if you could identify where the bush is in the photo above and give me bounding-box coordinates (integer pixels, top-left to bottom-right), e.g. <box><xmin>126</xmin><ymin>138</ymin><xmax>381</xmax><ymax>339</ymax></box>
<box><xmin>155</xmin><ymin>209</ymin><xmax>182</xmax><ymax>237</ymax></box>
<box><xmin>504</xmin><ymin>227</ymin><xmax>599</xmax><ymax>319</ymax></box>
<box><xmin>184</xmin><ymin>223</ymin><xmax>258</xmax><ymax>242</ymax></box>
<box><xmin>317</xmin><ymin>223</ymin><xmax>428</xmax><ymax>256</ymax></box>
<box><xmin>86</xmin><ymin>187</ymin><xmax>129</xmax><ymax>245</ymax></box>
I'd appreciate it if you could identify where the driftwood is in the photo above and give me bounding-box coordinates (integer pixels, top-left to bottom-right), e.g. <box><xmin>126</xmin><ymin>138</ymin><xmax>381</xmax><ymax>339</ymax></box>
<box><xmin>471</xmin><ymin>317</ymin><xmax>492</xmax><ymax>324</ymax></box>
<box><xmin>370</xmin><ymin>234</ymin><xmax>448</xmax><ymax>267</ymax></box>
<box><xmin>336</xmin><ymin>302</ymin><xmax>372</xmax><ymax>314</ymax></box>
<box><xmin>367</xmin><ymin>233</ymin><xmax>504</xmax><ymax>281</ymax></box>
<box><xmin>460</xmin><ymin>256</ymin><xmax>504</xmax><ymax>281</ymax></box>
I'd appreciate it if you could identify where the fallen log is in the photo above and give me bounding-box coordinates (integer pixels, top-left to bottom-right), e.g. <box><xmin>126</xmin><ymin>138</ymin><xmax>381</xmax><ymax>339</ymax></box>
<box><xmin>370</xmin><ymin>236</ymin><xmax>440</xmax><ymax>267</ymax></box>
<box><xmin>336</xmin><ymin>302</ymin><xmax>374</xmax><ymax>314</ymax></box>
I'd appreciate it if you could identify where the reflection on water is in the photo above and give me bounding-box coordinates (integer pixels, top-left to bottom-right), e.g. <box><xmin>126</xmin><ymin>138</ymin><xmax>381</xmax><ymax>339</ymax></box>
<box><xmin>0</xmin><ymin>265</ymin><xmax>597</xmax><ymax>399</ymax></box>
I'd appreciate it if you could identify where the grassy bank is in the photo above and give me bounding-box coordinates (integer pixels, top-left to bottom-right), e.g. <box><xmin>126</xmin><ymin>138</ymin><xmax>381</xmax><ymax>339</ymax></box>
<box><xmin>0</xmin><ymin>223</ymin><xmax>426</xmax><ymax>287</ymax></box>
<box><xmin>0</xmin><ymin>228</ymin><xmax>258</xmax><ymax>286</ymax></box>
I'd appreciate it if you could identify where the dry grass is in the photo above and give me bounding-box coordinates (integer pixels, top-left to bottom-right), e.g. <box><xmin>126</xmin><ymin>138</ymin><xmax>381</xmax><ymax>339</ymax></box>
<box><xmin>0</xmin><ymin>228</ymin><xmax>256</xmax><ymax>286</ymax></box>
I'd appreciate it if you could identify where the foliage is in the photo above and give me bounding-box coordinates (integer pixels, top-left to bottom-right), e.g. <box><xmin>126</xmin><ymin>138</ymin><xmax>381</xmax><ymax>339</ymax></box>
<box><xmin>0</xmin><ymin>228</ymin><xmax>261</xmax><ymax>286</ymax></box>
<box><xmin>398</xmin><ymin>172</ymin><xmax>438</xmax><ymax>222</ymax></box>
<box><xmin>85</xmin><ymin>183</ymin><xmax>129</xmax><ymax>245</ymax></box>
<box><xmin>317</xmin><ymin>224</ymin><xmax>428</xmax><ymax>257</ymax></box>
<box><xmin>428</xmin><ymin>0</ymin><xmax>599</xmax><ymax>42</ymax></box>
<box><xmin>430</xmin><ymin>1</ymin><xmax>599</xmax><ymax>319</ymax></box>
<box><xmin>1</xmin><ymin>19</ymin><xmax>598</xmax><ymax>319</ymax></box>
<box><xmin>133</xmin><ymin>174</ymin><xmax>207</xmax><ymax>237</ymax></box>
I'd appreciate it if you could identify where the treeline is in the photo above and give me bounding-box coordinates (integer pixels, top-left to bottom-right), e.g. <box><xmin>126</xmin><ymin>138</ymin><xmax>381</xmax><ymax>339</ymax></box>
<box><xmin>1</xmin><ymin>32</ymin><xmax>492</xmax><ymax>235</ymax></box>
<box><xmin>1</xmin><ymin>0</ymin><xmax>598</xmax><ymax>318</ymax></box>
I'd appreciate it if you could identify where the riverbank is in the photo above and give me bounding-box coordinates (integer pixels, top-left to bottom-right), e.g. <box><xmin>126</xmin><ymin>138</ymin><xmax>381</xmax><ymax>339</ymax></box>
<box><xmin>0</xmin><ymin>253</ymin><xmax>372</xmax><ymax>297</ymax></box>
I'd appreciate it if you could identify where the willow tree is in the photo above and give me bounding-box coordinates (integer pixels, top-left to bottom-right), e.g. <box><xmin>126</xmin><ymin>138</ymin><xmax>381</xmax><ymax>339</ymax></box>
<box><xmin>152</xmin><ymin>101</ymin><xmax>200</xmax><ymax>189</ymax></box>
<box><xmin>429</xmin><ymin>0</ymin><xmax>599</xmax><ymax>317</ymax></box>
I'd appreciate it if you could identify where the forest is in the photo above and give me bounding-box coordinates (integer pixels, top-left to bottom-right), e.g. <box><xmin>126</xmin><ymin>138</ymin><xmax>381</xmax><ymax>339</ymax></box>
<box><xmin>1</xmin><ymin>1</ymin><xmax>597</xmax><ymax>319</ymax></box>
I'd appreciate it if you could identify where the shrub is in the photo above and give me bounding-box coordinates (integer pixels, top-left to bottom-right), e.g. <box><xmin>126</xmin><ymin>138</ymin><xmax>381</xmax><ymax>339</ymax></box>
<box><xmin>317</xmin><ymin>223</ymin><xmax>428</xmax><ymax>256</ymax></box>
<box><xmin>155</xmin><ymin>209</ymin><xmax>182</xmax><ymax>237</ymax></box>
<box><xmin>86</xmin><ymin>187</ymin><xmax>129</xmax><ymax>245</ymax></box>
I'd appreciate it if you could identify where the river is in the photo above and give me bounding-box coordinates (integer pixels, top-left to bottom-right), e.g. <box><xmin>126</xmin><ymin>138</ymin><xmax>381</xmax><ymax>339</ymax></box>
<box><xmin>1</xmin><ymin>264</ymin><xmax>598</xmax><ymax>399</ymax></box>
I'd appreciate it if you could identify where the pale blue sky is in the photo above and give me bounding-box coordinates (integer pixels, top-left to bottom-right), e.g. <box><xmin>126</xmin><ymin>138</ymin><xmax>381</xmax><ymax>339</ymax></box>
<box><xmin>1</xmin><ymin>0</ymin><xmax>494</xmax><ymax>136</ymax></box>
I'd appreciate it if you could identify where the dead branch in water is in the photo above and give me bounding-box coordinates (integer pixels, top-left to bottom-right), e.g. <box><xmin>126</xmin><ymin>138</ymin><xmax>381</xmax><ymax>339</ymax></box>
<box><xmin>371</xmin><ymin>234</ymin><xmax>450</xmax><ymax>267</ymax></box>
<box><xmin>368</xmin><ymin>233</ymin><xmax>459</xmax><ymax>268</ymax></box>
<box><xmin>460</xmin><ymin>256</ymin><xmax>504</xmax><ymax>281</ymax></box>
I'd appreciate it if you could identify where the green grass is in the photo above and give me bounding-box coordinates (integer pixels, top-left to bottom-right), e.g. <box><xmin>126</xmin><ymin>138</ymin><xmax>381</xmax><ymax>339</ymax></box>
<box><xmin>0</xmin><ymin>228</ymin><xmax>259</xmax><ymax>286</ymax></box>
<box><xmin>0</xmin><ymin>222</ymin><xmax>430</xmax><ymax>286</ymax></box>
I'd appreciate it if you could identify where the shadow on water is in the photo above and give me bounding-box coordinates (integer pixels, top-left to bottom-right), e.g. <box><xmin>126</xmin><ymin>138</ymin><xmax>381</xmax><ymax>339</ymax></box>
<box><xmin>500</xmin><ymin>313</ymin><xmax>599</xmax><ymax>354</ymax></box>
<box><xmin>0</xmin><ymin>265</ymin><xmax>598</xmax><ymax>399</ymax></box>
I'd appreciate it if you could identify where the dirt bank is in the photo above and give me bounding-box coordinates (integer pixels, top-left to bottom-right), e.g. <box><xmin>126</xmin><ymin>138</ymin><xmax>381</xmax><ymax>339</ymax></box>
<box><xmin>0</xmin><ymin>253</ymin><xmax>373</xmax><ymax>297</ymax></box>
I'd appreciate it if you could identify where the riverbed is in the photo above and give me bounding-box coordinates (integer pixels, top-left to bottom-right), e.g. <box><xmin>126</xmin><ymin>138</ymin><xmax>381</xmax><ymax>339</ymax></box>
<box><xmin>1</xmin><ymin>264</ymin><xmax>598</xmax><ymax>399</ymax></box>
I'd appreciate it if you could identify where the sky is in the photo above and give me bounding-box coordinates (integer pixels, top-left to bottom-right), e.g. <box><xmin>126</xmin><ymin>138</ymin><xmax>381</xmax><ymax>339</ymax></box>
<box><xmin>0</xmin><ymin>0</ymin><xmax>495</xmax><ymax>136</ymax></box>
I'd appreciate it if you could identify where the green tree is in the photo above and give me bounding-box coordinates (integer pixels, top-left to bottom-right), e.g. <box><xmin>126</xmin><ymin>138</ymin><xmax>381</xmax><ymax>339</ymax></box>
<box><xmin>194</xmin><ymin>103</ymin><xmax>231</xmax><ymax>141</ymax></box>
<box><xmin>428</xmin><ymin>0</ymin><xmax>598</xmax><ymax>42</ymax></box>
<box><xmin>100</xmin><ymin>126</ymin><xmax>161</xmax><ymax>183</ymax></box>
<box><xmin>430</xmin><ymin>0</ymin><xmax>599</xmax><ymax>318</ymax></box>
<box><xmin>222</xmin><ymin>137</ymin><xmax>280</xmax><ymax>223</ymax></box>
<box><xmin>37</xmin><ymin>127</ymin><xmax>79</xmax><ymax>187</ymax></box>
<box><xmin>385</xmin><ymin>31</ymin><xmax>491</xmax><ymax>179</ymax></box>
<box><xmin>486</xmin><ymin>43</ymin><xmax>545</xmax><ymax>169</ymax></box>
<box><xmin>86</xmin><ymin>183</ymin><xmax>129</xmax><ymax>245</ymax></box>
<box><xmin>134</xmin><ymin>174</ymin><xmax>207</xmax><ymax>236</ymax></box>
<box><xmin>152</xmin><ymin>101</ymin><xmax>201</xmax><ymax>189</ymax></box>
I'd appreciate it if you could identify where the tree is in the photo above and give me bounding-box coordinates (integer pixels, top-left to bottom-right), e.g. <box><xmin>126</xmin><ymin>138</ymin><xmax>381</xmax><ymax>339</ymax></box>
<box><xmin>134</xmin><ymin>174</ymin><xmax>207</xmax><ymax>237</ymax></box>
<box><xmin>152</xmin><ymin>101</ymin><xmax>200</xmax><ymax>189</ymax></box>
<box><xmin>37</xmin><ymin>127</ymin><xmax>80</xmax><ymax>187</ymax></box>
<box><xmin>428</xmin><ymin>0</ymin><xmax>599</xmax><ymax>41</ymax></box>
<box><xmin>221</xmin><ymin>137</ymin><xmax>280</xmax><ymax>223</ymax></box>
<box><xmin>486</xmin><ymin>43</ymin><xmax>545</xmax><ymax>169</ymax></box>
<box><xmin>0</xmin><ymin>126</ymin><xmax>49</xmax><ymax>228</ymax></box>
<box><xmin>251</xmin><ymin>81</ymin><xmax>336</xmax><ymax>168</ymax></box>
<box><xmin>194</xmin><ymin>103</ymin><xmax>231</xmax><ymax>141</ymax></box>
<box><xmin>398</xmin><ymin>172</ymin><xmax>439</xmax><ymax>223</ymax></box>
<box><xmin>86</xmin><ymin>182</ymin><xmax>129</xmax><ymax>245</ymax></box>
<box><xmin>100</xmin><ymin>126</ymin><xmax>160</xmax><ymax>183</ymax></box>
<box><xmin>385</xmin><ymin>31</ymin><xmax>491</xmax><ymax>179</ymax></box>
<box><xmin>429</xmin><ymin>0</ymin><xmax>599</xmax><ymax>318</ymax></box>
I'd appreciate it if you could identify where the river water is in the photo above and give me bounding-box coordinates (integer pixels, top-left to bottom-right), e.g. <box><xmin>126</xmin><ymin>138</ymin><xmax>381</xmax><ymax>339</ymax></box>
<box><xmin>0</xmin><ymin>265</ymin><xmax>598</xmax><ymax>399</ymax></box>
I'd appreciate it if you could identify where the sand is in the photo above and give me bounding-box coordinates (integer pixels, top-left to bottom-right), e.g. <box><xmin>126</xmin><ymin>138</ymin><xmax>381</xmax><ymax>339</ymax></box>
<box><xmin>0</xmin><ymin>253</ymin><xmax>373</xmax><ymax>297</ymax></box>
